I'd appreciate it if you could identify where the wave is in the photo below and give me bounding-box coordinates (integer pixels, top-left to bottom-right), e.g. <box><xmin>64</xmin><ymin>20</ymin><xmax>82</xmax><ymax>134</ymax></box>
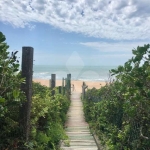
<box><xmin>39</xmin><ymin>72</ymin><xmax>49</xmax><ymax>75</ymax></box>
<box><xmin>33</xmin><ymin>65</ymin><xmax>114</xmax><ymax>81</ymax></box>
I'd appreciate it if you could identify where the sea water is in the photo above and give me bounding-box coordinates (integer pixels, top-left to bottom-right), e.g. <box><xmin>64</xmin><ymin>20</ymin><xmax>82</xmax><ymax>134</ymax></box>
<box><xmin>33</xmin><ymin>65</ymin><xmax>117</xmax><ymax>81</ymax></box>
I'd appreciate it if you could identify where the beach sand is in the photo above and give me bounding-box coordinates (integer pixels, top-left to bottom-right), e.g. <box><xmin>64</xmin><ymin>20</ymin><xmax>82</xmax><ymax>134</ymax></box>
<box><xmin>33</xmin><ymin>79</ymin><xmax>106</xmax><ymax>92</ymax></box>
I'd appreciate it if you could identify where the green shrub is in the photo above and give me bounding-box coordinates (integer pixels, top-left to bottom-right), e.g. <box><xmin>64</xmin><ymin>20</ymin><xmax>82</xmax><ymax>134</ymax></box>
<box><xmin>0</xmin><ymin>32</ymin><xmax>70</xmax><ymax>150</ymax></box>
<box><xmin>83</xmin><ymin>44</ymin><xmax>150</xmax><ymax>150</ymax></box>
<box><xmin>0</xmin><ymin>32</ymin><xmax>25</xmax><ymax>149</ymax></box>
<box><xmin>30</xmin><ymin>82</ymin><xmax>70</xmax><ymax>149</ymax></box>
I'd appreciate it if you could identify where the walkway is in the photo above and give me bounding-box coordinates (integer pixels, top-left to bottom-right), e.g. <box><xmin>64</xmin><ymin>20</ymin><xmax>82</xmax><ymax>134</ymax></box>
<box><xmin>60</xmin><ymin>91</ymin><xmax>98</xmax><ymax>150</ymax></box>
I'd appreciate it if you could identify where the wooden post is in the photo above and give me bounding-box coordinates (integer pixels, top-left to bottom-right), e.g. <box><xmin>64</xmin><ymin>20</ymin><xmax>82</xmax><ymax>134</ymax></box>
<box><xmin>82</xmin><ymin>82</ymin><xmax>85</xmax><ymax>100</ymax></box>
<box><xmin>20</xmin><ymin>47</ymin><xmax>34</xmax><ymax>142</ymax></box>
<box><xmin>51</xmin><ymin>74</ymin><xmax>56</xmax><ymax>96</ymax></box>
<box><xmin>62</xmin><ymin>78</ymin><xmax>64</xmax><ymax>87</ymax></box>
<box><xmin>65</xmin><ymin>78</ymin><xmax>67</xmax><ymax>95</ymax></box>
<box><xmin>82</xmin><ymin>82</ymin><xmax>88</xmax><ymax>100</ymax></box>
<box><xmin>63</xmin><ymin>86</ymin><xmax>65</xmax><ymax>96</ymax></box>
<box><xmin>67</xmin><ymin>74</ymin><xmax>71</xmax><ymax>95</ymax></box>
<box><xmin>49</xmin><ymin>79</ymin><xmax>51</xmax><ymax>88</ymax></box>
<box><xmin>62</xmin><ymin>78</ymin><xmax>65</xmax><ymax>95</ymax></box>
<box><xmin>59</xmin><ymin>86</ymin><xmax>62</xmax><ymax>94</ymax></box>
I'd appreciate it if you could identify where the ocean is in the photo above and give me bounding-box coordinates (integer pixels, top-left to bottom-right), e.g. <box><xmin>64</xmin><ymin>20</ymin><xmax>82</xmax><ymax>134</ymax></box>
<box><xmin>33</xmin><ymin>65</ymin><xmax>117</xmax><ymax>81</ymax></box>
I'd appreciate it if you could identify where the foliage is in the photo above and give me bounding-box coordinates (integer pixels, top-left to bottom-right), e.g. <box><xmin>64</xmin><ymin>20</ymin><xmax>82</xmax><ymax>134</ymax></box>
<box><xmin>83</xmin><ymin>44</ymin><xmax>150</xmax><ymax>150</ymax></box>
<box><xmin>0</xmin><ymin>32</ymin><xmax>70</xmax><ymax>150</ymax></box>
<box><xmin>0</xmin><ymin>32</ymin><xmax>25</xmax><ymax>149</ymax></box>
<box><xmin>30</xmin><ymin>82</ymin><xmax>70</xmax><ymax>149</ymax></box>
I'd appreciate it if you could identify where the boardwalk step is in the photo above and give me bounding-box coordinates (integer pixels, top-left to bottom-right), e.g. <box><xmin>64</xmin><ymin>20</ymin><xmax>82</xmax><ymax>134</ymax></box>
<box><xmin>69</xmin><ymin>136</ymin><xmax>94</xmax><ymax>140</ymax></box>
<box><xmin>62</xmin><ymin>140</ymin><xmax>97</xmax><ymax>146</ymax></box>
<box><xmin>66</xmin><ymin>132</ymin><xmax>91</xmax><ymax>134</ymax></box>
<box><xmin>60</xmin><ymin>147</ymin><xmax>98</xmax><ymax>150</ymax></box>
<box><xmin>65</xmin><ymin>127</ymin><xmax>89</xmax><ymax>130</ymax></box>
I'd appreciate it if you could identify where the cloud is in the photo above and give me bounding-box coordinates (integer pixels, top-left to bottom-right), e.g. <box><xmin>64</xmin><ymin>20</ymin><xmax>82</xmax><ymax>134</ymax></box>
<box><xmin>92</xmin><ymin>53</ymin><xmax>132</xmax><ymax>58</ymax></box>
<box><xmin>80</xmin><ymin>41</ymin><xmax>150</xmax><ymax>52</ymax></box>
<box><xmin>0</xmin><ymin>0</ymin><xmax>150</xmax><ymax>40</ymax></box>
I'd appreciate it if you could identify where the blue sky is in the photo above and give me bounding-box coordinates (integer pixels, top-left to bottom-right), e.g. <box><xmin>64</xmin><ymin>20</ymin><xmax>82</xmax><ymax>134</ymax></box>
<box><xmin>0</xmin><ymin>0</ymin><xmax>150</xmax><ymax>66</ymax></box>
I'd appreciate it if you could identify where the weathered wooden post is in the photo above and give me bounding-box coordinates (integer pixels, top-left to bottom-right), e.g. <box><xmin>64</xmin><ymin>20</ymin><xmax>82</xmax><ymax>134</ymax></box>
<box><xmin>49</xmin><ymin>79</ymin><xmax>51</xmax><ymax>88</ymax></box>
<box><xmin>67</xmin><ymin>74</ymin><xmax>71</xmax><ymax>95</ymax></box>
<box><xmin>62</xmin><ymin>78</ymin><xmax>65</xmax><ymax>95</ymax></box>
<box><xmin>51</xmin><ymin>74</ymin><xmax>56</xmax><ymax>96</ymax></box>
<box><xmin>65</xmin><ymin>78</ymin><xmax>67</xmax><ymax>95</ymax></box>
<box><xmin>20</xmin><ymin>47</ymin><xmax>34</xmax><ymax>142</ymax></box>
<box><xmin>82</xmin><ymin>82</ymin><xmax>88</xmax><ymax>100</ymax></box>
<box><xmin>82</xmin><ymin>82</ymin><xmax>85</xmax><ymax>100</ymax></box>
<box><xmin>59</xmin><ymin>86</ymin><xmax>62</xmax><ymax>94</ymax></box>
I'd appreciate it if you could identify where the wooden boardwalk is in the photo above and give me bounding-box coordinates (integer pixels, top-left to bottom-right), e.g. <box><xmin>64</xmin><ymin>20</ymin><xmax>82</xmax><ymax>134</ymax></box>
<box><xmin>60</xmin><ymin>91</ymin><xmax>98</xmax><ymax>150</ymax></box>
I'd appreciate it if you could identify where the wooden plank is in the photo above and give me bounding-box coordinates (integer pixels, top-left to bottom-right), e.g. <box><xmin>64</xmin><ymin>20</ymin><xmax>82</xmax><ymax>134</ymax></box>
<box><xmin>51</xmin><ymin>74</ymin><xmax>56</xmax><ymax>96</ymax></box>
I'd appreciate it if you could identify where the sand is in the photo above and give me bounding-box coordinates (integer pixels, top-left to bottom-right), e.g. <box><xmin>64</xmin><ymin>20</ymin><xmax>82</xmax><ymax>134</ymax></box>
<box><xmin>33</xmin><ymin>79</ymin><xmax>106</xmax><ymax>92</ymax></box>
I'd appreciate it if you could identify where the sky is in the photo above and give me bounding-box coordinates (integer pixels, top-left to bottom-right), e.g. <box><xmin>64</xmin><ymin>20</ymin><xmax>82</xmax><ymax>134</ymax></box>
<box><xmin>0</xmin><ymin>0</ymin><xmax>150</xmax><ymax>66</ymax></box>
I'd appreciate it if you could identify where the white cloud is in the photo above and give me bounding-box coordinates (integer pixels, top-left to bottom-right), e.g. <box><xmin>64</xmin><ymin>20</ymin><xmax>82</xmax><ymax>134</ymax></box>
<box><xmin>1</xmin><ymin>0</ymin><xmax>150</xmax><ymax>40</ymax></box>
<box><xmin>80</xmin><ymin>41</ymin><xmax>149</xmax><ymax>52</ymax></box>
<box><xmin>92</xmin><ymin>53</ymin><xmax>132</xmax><ymax>58</ymax></box>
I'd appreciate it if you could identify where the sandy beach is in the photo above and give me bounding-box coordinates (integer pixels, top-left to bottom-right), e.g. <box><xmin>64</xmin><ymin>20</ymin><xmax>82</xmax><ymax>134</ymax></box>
<box><xmin>33</xmin><ymin>79</ymin><xmax>106</xmax><ymax>92</ymax></box>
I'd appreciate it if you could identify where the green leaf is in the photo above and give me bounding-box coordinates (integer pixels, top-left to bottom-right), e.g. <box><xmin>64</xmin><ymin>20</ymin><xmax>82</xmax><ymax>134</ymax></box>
<box><xmin>110</xmin><ymin>69</ymin><xmax>119</xmax><ymax>75</ymax></box>
<box><xmin>147</xmin><ymin>91</ymin><xmax>150</xmax><ymax>98</ymax></box>
<box><xmin>135</xmin><ymin>80</ymin><xmax>143</xmax><ymax>88</ymax></box>
<box><xmin>13</xmin><ymin>89</ymin><xmax>20</xmax><ymax>98</ymax></box>
<box><xmin>0</xmin><ymin>97</ymin><xmax>5</xmax><ymax>103</ymax></box>
<box><xmin>132</xmin><ymin>49</ymin><xmax>137</xmax><ymax>55</ymax></box>
<box><xmin>134</xmin><ymin>55</ymin><xmax>142</xmax><ymax>62</ymax></box>
<box><xmin>0</xmin><ymin>32</ymin><xmax>6</xmax><ymax>43</ymax></box>
<box><xmin>118</xmin><ymin>66</ymin><xmax>124</xmax><ymax>72</ymax></box>
<box><xmin>138</xmin><ymin>46</ymin><xmax>147</xmax><ymax>54</ymax></box>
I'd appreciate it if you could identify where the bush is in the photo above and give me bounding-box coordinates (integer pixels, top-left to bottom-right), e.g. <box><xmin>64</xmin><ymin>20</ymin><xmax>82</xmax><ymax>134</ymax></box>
<box><xmin>0</xmin><ymin>32</ymin><xmax>70</xmax><ymax>150</ymax></box>
<box><xmin>83</xmin><ymin>44</ymin><xmax>150</xmax><ymax>150</ymax></box>
<box><xmin>30</xmin><ymin>82</ymin><xmax>70</xmax><ymax>149</ymax></box>
<box><xmin>0</xmin><ymin>32</ymin><xmax>25</xmax><ymax>149</ymax></box>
